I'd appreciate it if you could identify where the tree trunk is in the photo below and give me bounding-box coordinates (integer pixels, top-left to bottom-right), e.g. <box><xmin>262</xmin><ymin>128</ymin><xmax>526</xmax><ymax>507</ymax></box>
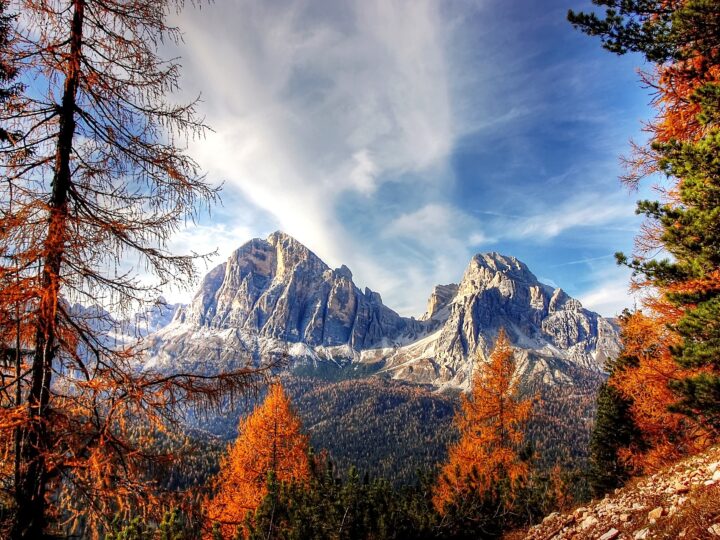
<box><xmin>11</xmin><ymin>1</ymin><xmax>84</xmax><ymax>537</ymax></box>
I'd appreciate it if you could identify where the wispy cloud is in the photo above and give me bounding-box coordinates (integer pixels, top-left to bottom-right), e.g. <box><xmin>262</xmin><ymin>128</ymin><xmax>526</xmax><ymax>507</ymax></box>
<box><xmin>501</xmin><ymin>194</ymin><xmax>636</xmax><ymax>241</ymax></box>
<box><xmin>379</xmin><ymin>203</ymin><xmax>489</xmax><ymax>311</ymax></box>
<box><xmin>175</xmin><ymin>0</ymin><xmax>455</xmax><ymax>265</ymax></box>
<box><xmin>551</xmin><ymin>254</ymin><xmax>617</xmax><ymax>267</ymax></box>
<box><xmin>156</xmin><ymin>0</ymin><xmax>652</xmax><ymax>318</ymax></box>
<box><xmin>579</xmin><ymin>273</ymin><xmax>636</xmax><ymax>317</ymax></box>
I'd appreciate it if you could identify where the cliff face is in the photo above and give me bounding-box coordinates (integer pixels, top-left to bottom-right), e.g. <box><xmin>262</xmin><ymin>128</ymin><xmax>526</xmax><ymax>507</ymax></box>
<box><xmin>145</xmin><ymin>232</ymin><xmax>426</xmax><ymax>371</ymax></box>
<box><xmin>175</xmin><ymin>231</ymin><xmax>423</xmax><ymax>348</ymax></box>
<box><xmin>144</xmin><ymin>233</ymin><xmax>619</xmax><ymax>387</ymax></box>
<box><xmin>366</xmin><ymin>253</ymin><xmax>620</xmax><ymax>387</ymax></box>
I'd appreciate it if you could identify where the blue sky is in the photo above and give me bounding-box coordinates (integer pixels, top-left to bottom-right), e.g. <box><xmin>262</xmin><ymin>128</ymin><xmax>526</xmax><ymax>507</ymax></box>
<box><xmin>162</xmin><ymin>0</ymin><xmax>655</xmax><ymax>317</ymax></box>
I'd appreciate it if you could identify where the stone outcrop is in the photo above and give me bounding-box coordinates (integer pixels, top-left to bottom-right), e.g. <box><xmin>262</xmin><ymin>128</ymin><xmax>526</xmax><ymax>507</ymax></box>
<box><xmin>373</xmin><ymin>253</ymin><xmax>620</xmax><ymax>387</ymax></box>
<box><xmin>145</xmin><ymin>232</ymin><xmax>425</xmax><ymax>370</ymax></box>
<box><xmin>420</xmin><ymin>284</ymin><xmax>459</xmax><ymax>321</ymax></box>
<box><xmin>523</xmin><ymin>446</ymin><xmax>720</xmax><ymax>539</ymax></box>
<box><xmin>172</xmin><ymin>231</ymin><xmax>422</xmax><ymax>348</ymax></box>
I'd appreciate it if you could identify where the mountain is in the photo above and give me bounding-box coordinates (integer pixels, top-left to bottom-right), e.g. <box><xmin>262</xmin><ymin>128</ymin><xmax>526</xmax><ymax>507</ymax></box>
<box><xmin>67</xmin><ymin>297</ymin><xmax>182</xmax><ymax>345</ymax></box>
<box><xmin>365</xmin><ymin>253</ymin><xmax>620</xmax><ymax>387</ymax></box>
<box><xmin>145</xmin><ymin>231</ymin><xmax>429</xmax><ymax>372</ymax></box>
<box><xmin>143</xmin><ymin>232</ymin><xmax>619</xmax><ymax>388</ymax></box>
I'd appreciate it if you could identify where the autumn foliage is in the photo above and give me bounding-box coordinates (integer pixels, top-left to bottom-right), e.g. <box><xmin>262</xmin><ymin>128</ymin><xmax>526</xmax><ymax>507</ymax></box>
<box><xmin>433</xmin><ymin>330</ymin><xmax>532</xmax><ymax>514</ymax></box>
<box><xmin>207</xmin><ymin>384</ymin><xmax>311</xmax><ymax>538</ymax></box>
<box><xmin>0</xmin><ymin>1</ymin><xmax>271</xmax><ymax>537</ymax></box>
<box><xmin>610</xmin><ymin>311</ymin><xmax>709</xmax><ymax>472</ymax></box>
<box><xmin>572</xmin><ymin>0</ymin><xmax>720</xmax><ymax>480</ymax></box>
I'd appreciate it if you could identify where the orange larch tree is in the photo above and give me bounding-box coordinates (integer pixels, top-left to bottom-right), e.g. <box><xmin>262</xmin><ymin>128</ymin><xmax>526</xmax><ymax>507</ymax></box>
<box><xmin>206</xmin><ymin>383</ymin><xmax>311</xmax><ymax>539</ymax></box>
<box><xmin>610</xmin><ymin>310</ymin><xmax>709</xmax><ymax>472</ymax></box>
<box><xmin>0</xmin><ymin>1</ymin><xmax>272</xmax><ymax>538</ymax></box>
<box><xmin>433</xmin><ymin>329</ymin><xmax>533</xmax><ymax>515</ymax></box>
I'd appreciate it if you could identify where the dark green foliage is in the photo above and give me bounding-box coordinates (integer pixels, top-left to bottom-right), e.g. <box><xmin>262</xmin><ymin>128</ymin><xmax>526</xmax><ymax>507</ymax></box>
<box><xmin>199</xmin><ymin>376</ymin><xmax>459</xmax><ymax>486</ymax></box>
<box><xmin>523</xmin><ymin>365</ymin><xmax>607</xmax><ymax>471</ymax></box>
<box><xmin>242</xmin><ymin>458</ymin><xmax>577</xmax><ymax>540</ymax></box>
<box><xmin>105</xmin><ymin>516</ymin><xmax>153</xmax><ymax>540</ymax></box>
<box><xmin>435</xmin><ymin>480</ymin><xmax>507</xmax><ymax>540</ymax></box>
<box><xmin>0</xmin><ymin>0</ymin><xmax>21</xmax><ymax>144</ymax></box>
<box><xmin>104</xmin><ymin>510</ymin><xmax>195</xmax><ymax>540</ymax></box>
<box><xmin>287</xmin><ymin>377</ymin><xmax>458</xmax><ymax>485</ymax></box>
<box><xmin>243</xmin><ymin>460</ymin><xmax>440</xmax><ymax>540</ymax></box>
<box><xmin>158</xmin><ymin>509</ymin><xmax>191</xmax><ymax>540</ymax></box>
<box><xmin>574</xmin><ymin>0</ymin><xmax>720</xmax><ymax>436</ymax></box>
<box><xmin>567</xmin><ymin>0</ymin><xmax>720</xmax><ymax>68</ymax></box>
<box><xmin>88</xmin><ymin>372</ymin><xmax>605</xmax><ymax>538</ymax></box>
<box><xmin>587</xmin><ymin>382</ymin><xmax>640</xmax><ymax>497</ymax></box>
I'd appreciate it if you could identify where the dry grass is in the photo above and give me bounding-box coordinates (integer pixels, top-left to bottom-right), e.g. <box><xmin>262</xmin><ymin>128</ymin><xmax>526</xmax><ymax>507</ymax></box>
<box><xmin>649</xmin><ymin>483</ymin><xmax>720</xmax><ymax>539</ymax></box>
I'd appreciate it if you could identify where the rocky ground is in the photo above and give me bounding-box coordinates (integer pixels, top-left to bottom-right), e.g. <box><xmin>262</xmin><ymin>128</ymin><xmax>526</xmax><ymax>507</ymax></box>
<box><xmin>517</xmin><ymin>446</ymin><xmax>720</xmax><ymax>539</ymax></box>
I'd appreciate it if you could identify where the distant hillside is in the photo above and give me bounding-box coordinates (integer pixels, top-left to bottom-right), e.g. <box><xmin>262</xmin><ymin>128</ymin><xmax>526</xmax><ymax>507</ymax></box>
<box><xmin>184</xmin><ymin>368</ymin><xmax>604</xmax><ymax>487</ymax></box>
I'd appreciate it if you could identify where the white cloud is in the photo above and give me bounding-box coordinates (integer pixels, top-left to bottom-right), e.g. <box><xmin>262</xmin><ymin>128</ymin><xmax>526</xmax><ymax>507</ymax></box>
<box><xmin>385</xmin><ymin>203</ymin><xmax>482</xmax><ymax>246</ymax></box>
<box><xmin>148</xmin><ymin>0</ymin><xmax>649</xmax><ymax>319</ymax></box>
<box><xmin>173</xmin><ymin>0</ymin><xmax>456</xmax><ymax>282</ymax></box>
<box><xmin>499</xmin><ymin>194</ymin><xmax>636</xmax><ymax>241</ymax></box>
<box><xmin>578</xmin><ymin>275</ymin><xmax>636</xmax><ymax>318</ymax></box>
<box><xmin>382</xmin><ymin>203</ymin><xmax>488</xmax><ymax>313</ymax></box>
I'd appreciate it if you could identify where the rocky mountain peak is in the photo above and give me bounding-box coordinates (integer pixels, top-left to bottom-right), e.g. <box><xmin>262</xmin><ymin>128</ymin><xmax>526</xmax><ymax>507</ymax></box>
<box><xmin>333</xmin><ymin>264</ymin><xmax>353</xmax><ymax>281</ymax></box>
<box><xmin>148</xmin><ymin>233</ymin><xmax>426</xmax><ymax>370</ymax></box>
<box><xmin>473</xmin><ymin>251</ymin><xmax>528</xmax><ymax>273</ymax></box>
<box><xmin>459</xmin><ymin>252</ymin><xmax>542</xmax><ymax>297</ymax></box>
<box><xmin>421</xmin><ymin>284</ymin><xmax>459</xmax><ymax>321</ymax></box>
<box><xmin>145</xmin><ymin>236</ymin><xmax>620</xmax><ymax>390</ymax></box>
<box><xmin>376</xmin><ymin>250</ymin><xmax>621</xmax><ymax>386</ymax></box>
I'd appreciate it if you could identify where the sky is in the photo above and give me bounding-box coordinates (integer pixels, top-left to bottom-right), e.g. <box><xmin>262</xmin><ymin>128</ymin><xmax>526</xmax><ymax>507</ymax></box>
<box><xmin>160</xmin><ymin>0</ymin><xmax>655</xmax><ymax>318</ymax></box>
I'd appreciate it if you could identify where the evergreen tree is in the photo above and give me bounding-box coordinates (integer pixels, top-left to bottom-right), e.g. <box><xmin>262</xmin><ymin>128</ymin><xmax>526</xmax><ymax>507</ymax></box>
<box><xmin>0</xmin><ymin>0</ymin><xmax>20</xmax><ymax>144</ymax></box>
<box><xmin>571</xmin><ymin>0</ymin><xmax>720</xmax><ymax>455</ymax></box>
<box><xmin>587</xmin><ymin>382</ymin><xmax>638</xmax><ymax>496</ymax></box>
<box><xmin>568</xmin><ymin>0</ymin><xmax>719</xmax><ymax>67</ymax></box>
<box><xmin>635</xmin><ymin>83</ymin><xmax>720</xmax><ymax>429</ymax></box>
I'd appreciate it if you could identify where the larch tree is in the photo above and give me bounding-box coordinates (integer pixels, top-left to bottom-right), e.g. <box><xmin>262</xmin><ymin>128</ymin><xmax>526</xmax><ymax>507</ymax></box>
<box><xmin>433</xmin><ymin>329</ymin><xmax>533</xmax><ymax>529</ymax></box>
<box><xmin>571</xmin><ymin>0</ymin><xmax>720</xmax><ymax>466</ymax></box>
<box><xmin>0</xmin><ymin>1</ymin><xmax>271</xmax><ymax>538</ymax></box>
<box><xmin>206</xmin><ymin>383</ymin><xmax>311</xmax><ymax>539</ymax></box>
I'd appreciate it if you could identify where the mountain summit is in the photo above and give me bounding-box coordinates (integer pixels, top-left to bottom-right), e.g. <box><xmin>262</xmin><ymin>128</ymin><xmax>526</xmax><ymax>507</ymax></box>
<box><xmin>372</xmin><ymin>251</ymin><xmax>619</xmax><ymax>387</ymax></box>
<box><xmin>144</xmin><ymin>233</ymin><xmax>619</xmax><ymax>387</ymax></box>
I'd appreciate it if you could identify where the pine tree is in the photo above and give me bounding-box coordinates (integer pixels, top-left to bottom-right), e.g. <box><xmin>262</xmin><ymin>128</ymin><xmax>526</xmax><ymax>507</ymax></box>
<box><xmin>571</xmin><ymin>0</ymin><xmax>720</xmax><ymax>455</ymax></box>
<box><xmin>635</xmin><ymin>84</ymin><xmax>720</xmax><ymax>430</ymax></box>
<box><xmin>588</xmin><ymin>382</ymin><xmax>638</xmax><ymax>496</ymax></box>
<box><xmin>568</xmin><ymin>0</ymin><xmax>719</xmax><ymax>67</ymax></box>
<box><xmin>0</xmin><ymin>0</ymin><xmax>20</xmax><ymax>144</ymax></box>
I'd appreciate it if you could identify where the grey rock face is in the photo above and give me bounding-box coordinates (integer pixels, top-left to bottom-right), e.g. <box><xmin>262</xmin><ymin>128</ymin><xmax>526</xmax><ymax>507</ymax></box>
<box><xmin>145</xmin><ymin>235</ymin><xmax>621</xmax><ymax>388</ymax></box>
<box><xmin>376</xmin><ymin>252</ymin><xmax>620</xmax><ymax>387</ymax></box>
<box><xmin>420</xmin><ymin>284</ymin><xmax>459</xmax><ymax>321</ymax></box>
<box><xmin>148</xmin><ymin>232</ymin><xmax>425</xmax><ymax>369</ymax></box>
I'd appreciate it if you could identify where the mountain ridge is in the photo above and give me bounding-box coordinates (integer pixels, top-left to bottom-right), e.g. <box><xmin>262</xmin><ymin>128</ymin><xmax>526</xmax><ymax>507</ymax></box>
<box><xmin>143</xmin><ymin>231</ymin><xmax>620</xmax><ymax>388</ymax></box>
